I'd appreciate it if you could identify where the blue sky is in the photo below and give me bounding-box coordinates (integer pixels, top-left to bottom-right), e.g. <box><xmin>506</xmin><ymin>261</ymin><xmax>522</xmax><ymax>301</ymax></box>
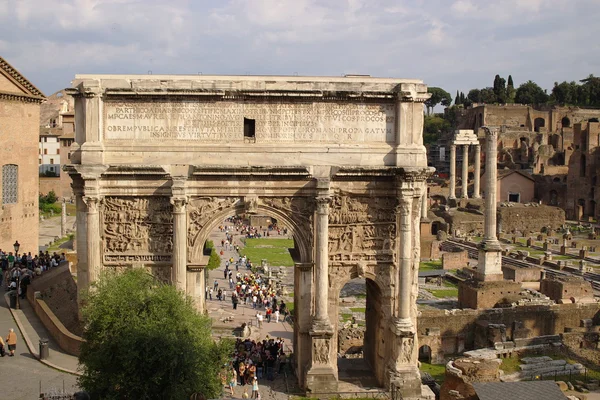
<box><xmin>1</xmin><ymin>0</ymin><xmax>598</xmax><ymax>97</ymax></box>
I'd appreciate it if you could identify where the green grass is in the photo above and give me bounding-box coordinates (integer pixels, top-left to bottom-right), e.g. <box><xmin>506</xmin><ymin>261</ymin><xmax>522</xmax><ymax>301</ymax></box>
<box><xmin>341</xmin><ymin>313</ymin><xmax>353</xmax><ymax>322</ymax></box>
<box><xmin>499</xmin><ymin>356</ymin><xmax>521</xmax><ymax>374</ymax></box>
<box><xmin>238</xmin><ymin>238</ymin><xmax>295</xmax><ymax>267</ymax></box>
<box><xmin>355</xmin><ymin>294</ymin><xmax>366</xmax><ymax>299</ymax></box>
<box><xmin>47</xmin><ymin>233</ymin><xmax>75</xmax><ymax>252</ymax></box>
<box><xmin>350</xmin><ymin>307</ymin><xmax>366</xmax><ymax>313</ymax></box>
<box><xmin>420</xmin><ymin>261</ymin><xmax>442</xmax><ymax>271</ymax></box>
<box><xmin>429</xmin><ymin>289</ymin><xmax>458</xmax><ymax>298</ymax></box>
<box><xmin>420</xmin><ymin>362</ymin><xmax>446</xmax><ymax>383</ymax></box>
<box><xmin>471</xmin><ymin>236</ymin><xmax>483</xmax><ymax>243</ymax></box>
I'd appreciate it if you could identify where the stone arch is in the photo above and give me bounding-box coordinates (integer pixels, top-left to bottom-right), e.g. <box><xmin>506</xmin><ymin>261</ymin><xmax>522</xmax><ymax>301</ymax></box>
<box><xmin>534</xmin><ymin>117</ymin><xmax>545</xmax><ymax>132</ymax></box>
<box><xmin>418</xmin><ymin>345</ymin><xmax>432</xmax><ymax>363</ymax></box>
<box><xmin>562</xmin><ymin>116</ymin><xmax>571</xmax><ymax>128</ymax></box>
<box><xmin>187</xmin><ymin>199</ymin><xmax>312</xmax><ymax>265</ymax></box>
<box><xmin>331</xmin><ymin>264</ymin><xmax>393</xmax><ymax>388</ymax></box>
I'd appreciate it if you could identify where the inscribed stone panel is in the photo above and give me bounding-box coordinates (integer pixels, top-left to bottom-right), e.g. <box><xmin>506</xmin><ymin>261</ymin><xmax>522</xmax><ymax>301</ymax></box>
<box><xmin>104</xmin><ymin>100</ymin><xmax>395</xmax><ymax>144</ymax></box>
<box><xmin>102</xmin><ymin>197</ymin><xmax>173</xmax><ymax>265</ymax></box>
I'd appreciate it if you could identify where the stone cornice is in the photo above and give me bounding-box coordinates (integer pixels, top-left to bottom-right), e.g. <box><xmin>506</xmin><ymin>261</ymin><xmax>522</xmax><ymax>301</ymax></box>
<box><xmin>0</xmin><ymin>56</ymin><xmax>45</xmax><ymax>98</ymax></box>
<box><xmin>0</xmin><ymin>90</ymin><xmax>45</xmax><ymax>104</ymax></box>
<box><xmin>192</xmin><ymin>165</ymin><xmax>312</xmax><ymax>177</ymax></box>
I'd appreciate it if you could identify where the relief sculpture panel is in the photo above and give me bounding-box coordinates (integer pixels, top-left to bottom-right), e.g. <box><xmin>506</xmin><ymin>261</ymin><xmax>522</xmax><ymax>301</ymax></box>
<box><xmin>260</xmin><ymin>196</ymin><xmax>315</xmax><ymax>245</ymax></box>
<box><xmin>328</xmin><ymin>195</ymin><xmax>396</xmax><ymax>263</ymax></box>
<box><xmin>102</xmin><ymin>197</ymin><xmax>173</xmax><ymax>265</ymax></box>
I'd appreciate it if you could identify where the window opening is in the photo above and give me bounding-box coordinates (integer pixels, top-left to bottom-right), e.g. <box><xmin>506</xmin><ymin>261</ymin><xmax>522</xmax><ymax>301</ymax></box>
<box><xmin>244</xmin><ymin>118</ymin><xmax>256</xmax><ymax>141</ymax></box>
<box><xmin>2</xmin><ymin>164</ymin><xmax>18</xmax><ymax>204</ymax></box>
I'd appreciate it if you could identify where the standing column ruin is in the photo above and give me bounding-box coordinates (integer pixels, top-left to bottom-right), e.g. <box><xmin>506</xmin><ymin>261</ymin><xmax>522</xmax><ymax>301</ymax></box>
<box><xmin>449</xmin><ymin>144</ymin><xmax>456</xmax><ymax>199</ymax></box>
<box><xmin>461</xmin><ymin>145</ymin><xmax>469</xmax><ymax>199</ymax></box>
<box><xmin>398</xmin><ymin>193</ymin><xmax>413</xmax><ymax>324</ymax></box>
<box><xmin>313</xmin><ymin>194</ymin><xmax>331</xmax><ymax>327</ymax></box>
<box><xmin>473</xmin><ymin>144</ymin><xmax>481</xmax><ymax>199</ymax></box>
<box><xmin>477</xmin><ymin>127</ymin><xmax>503</xmax><ymax>280</ymax></box>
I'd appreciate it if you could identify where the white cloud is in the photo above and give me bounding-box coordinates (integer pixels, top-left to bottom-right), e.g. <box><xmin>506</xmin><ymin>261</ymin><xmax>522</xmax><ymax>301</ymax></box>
<box><xmin>0</xmin><ymin>0</ymin><xmax>598</xmax><ymax>98</ymax></box>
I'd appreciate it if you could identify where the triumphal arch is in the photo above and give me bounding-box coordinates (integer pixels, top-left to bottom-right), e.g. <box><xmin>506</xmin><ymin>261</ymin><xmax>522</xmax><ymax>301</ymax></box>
<box><xmin>65</xmin><ymin>74</ymin><xmax>432</xmax><ymax>398</ymax></box>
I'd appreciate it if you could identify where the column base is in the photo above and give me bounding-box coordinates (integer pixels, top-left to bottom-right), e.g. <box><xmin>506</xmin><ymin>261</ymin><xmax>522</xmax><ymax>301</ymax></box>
<box><xmin>310</xmin><ymin>317</ymin><xmax>334</xmax><ymax>336</ymax></box>
<box><xmin>472</xmin><ymin>194</ymin><xmax>481</xmax><ymax>199</ymax></box>
<box><xmin>305</xmin><ymin>365</ymin><xmax>338</xmax><ymax>395</ymax></box>
<box><xmin>389</xmin><ymin>365</ymin><xmax>422</xmax><ymax>399</ymax></box>
<box><xmin>476</xmin><ymin>246</ymin><xmax>503</xmax><ymax>281</ymax></box>
<box><xmin>391</xmin><ymin>318</ymin><xmax>414</xmax><ymax>336</ymax></box>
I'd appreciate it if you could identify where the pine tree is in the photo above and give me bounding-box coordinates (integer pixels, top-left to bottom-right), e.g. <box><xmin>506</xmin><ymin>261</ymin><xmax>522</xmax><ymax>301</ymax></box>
<box><xmin>460</xmin><ymin>92</ymin><xmax>466</xmax><ymax>105</ymax></box>
<box><xmin>455</xmin><ymin>90</ymin><xmax>460</xmax><ymax>106</ymax></box>
<box><xmin>507</xmin><ymin>75</ymin><xmax>516</xmax><ymax>103</ymax></box>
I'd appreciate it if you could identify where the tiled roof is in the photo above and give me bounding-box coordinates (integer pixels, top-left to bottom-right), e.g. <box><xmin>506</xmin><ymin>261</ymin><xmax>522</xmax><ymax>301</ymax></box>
<box><xmin>472</xmin><ymin>381</ymin><xmax>567</xmax><ymax>400</ymax></box>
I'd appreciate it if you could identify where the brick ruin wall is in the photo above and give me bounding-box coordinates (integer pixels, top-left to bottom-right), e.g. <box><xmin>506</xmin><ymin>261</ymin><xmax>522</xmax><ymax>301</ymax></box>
<box><xmin>498</xmin><ymin>205</ymin><xmax>565</xmax><ymax>234</ymax></box>
<box><xmin>417</xmin><ymin>303</ymin><xmax>600</xmax><ymax>363</ymax></box>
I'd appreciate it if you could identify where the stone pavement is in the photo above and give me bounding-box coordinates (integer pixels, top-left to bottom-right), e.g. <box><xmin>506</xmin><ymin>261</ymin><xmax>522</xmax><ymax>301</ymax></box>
<box><xmin>0</xmin><ymin>293</ymin><xmax>79</xmax><ymax>398</ymax></box>
<box><xmin>39</xmin><ymin>215</ymin><xmax>76</xmax><ymax>251</ymax></box>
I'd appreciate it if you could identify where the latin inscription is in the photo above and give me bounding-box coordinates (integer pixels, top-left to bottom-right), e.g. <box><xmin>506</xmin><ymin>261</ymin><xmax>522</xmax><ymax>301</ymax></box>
<box><xmin>104</xmin><ymin>101</ymin><xmax>395</xmax><ymax>143</ymax></box>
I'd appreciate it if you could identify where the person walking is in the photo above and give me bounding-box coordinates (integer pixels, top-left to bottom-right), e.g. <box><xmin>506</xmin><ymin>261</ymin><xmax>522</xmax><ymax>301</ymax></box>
<box><xmin>274</xmin><ymin>309</ymin><xmax>280</xmax><ymax>323</ymax></box>
<box><xmin>228</xmin><ymin>365</ymin><xmax>237</xmax><ymax>396</ymax></box>
<box><xmin>251</xmin><ymin>377</ymin><xmax>260</xmax><ymax>399</ymax></box>
<box><xmin>6</xmin><ymin>328</ymin><xmax>17</xmax><ymax>357</ymax></box>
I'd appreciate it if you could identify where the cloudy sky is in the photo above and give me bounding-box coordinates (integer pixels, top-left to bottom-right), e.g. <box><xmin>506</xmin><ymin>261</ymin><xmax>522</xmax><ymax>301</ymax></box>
<box><xmin>1</xmin><ymin>0</ymin><xmax>598</xmax><ymax>97</ymax></box>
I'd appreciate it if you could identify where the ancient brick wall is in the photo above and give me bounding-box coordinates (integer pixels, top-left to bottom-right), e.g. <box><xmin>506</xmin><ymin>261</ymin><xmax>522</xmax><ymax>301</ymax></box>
<box><xmin>0</xmin><ymin>98</ymin><xmax>40</xmax><ymax>252</ymax></box>
<box><xmin>498</xmin><ymin>205</ymin><xmax>565</xmax><ymax>234</ymax></box>
<box><xmin>417</xmin><ymin>303</ymin><xmax>600</xmax><ymax>359</ymax></box>
<box><xmin>442</xmin><ymin>250</ymin><xmax>468</xmax><ymax>269</ymax></box>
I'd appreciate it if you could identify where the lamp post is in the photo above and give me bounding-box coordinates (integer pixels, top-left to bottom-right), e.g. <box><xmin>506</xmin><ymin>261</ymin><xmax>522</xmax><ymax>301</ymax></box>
<box><xmin>13</xmin><ymin>241</ymin><xmax>20</xmax><ymax>310</ymax></box>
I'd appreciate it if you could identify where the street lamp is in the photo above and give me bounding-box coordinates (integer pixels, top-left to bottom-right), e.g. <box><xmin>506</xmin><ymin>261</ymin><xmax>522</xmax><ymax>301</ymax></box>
<box><xmin>13</xmin><ymin>241</ymin><xmax>20</xmax><ymax>310</ymax></box>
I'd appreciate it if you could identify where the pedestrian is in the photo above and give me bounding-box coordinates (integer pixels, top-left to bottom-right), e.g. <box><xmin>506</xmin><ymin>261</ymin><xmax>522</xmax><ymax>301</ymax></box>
<box><xmin>209</xmin><ymin>288</ymin><xmax>213</xmax><ymax>300</ymax></box>
<box><xmin>266</xmin><ymin>307</ymin><xmax>272</xmax><ymax>323</ymax></box>
<box><xmin>217</xmin><ymin>288</ymin><xmax>222</xmax><ymax>301</ymax></box>
<box><xmin>252</xmin><ymin>294</ymin><xmax>257</xmax><ymax>309</ymax></box>
<box><xmin>228</xmin><ymin>365</ymin><xmax>237</xmax><ymax>396</ymax></box>
<box><xmin>222</xmin><ymin>290</ymin><xmax>227</xmax><ymax>301</ymax></box>
<box><xmin>205</xmin><ymin>287</ymin><xmax>208</xmax><ymax>300</ymax></box>
<box><xmin>251</xmin><ymin>377</ymin><xmax>259</xmax><ymax>399</ymax></box>
<box><xmin>256</xmin><ymin>312</ymin><xmax>263</xmax><ymax>328</ymax></box>
<box><xmin>214</xmin><ymin>279</ymin><xmax>218</xmax><ymax>290</ymax></box>
<box><xmin>233</xmin><ymin>293</ymin><xmax>238</xmax><ymax>310</ymax></box>
<box><xmin>6</xmin><ymin>328</ymin><xmax>17</xmax><ymax>357</ymax></box>
<box><xmin>274</xmin><ymin>309</ymin><xmax>280</xmax><ymax>323</ymax></box>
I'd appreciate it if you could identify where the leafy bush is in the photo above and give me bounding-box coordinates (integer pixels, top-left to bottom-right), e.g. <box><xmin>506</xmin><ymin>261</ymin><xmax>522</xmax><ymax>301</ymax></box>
<box><xmin>79</xmin><ymin>269</ymin><xmax>232</xmax><ymax>399</ymax></box>
<box><xmin>205</xmin><ymin>240</ymin><xmax>221</xmax><ymax>270</ymax></box>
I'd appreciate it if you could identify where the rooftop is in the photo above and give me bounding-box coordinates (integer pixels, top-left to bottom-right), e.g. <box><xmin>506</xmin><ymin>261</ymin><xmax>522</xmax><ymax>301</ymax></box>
<box><xmin>472</xmin><ymin>381</ymin><xmax>567</xmax><ymax>400</ymax></box>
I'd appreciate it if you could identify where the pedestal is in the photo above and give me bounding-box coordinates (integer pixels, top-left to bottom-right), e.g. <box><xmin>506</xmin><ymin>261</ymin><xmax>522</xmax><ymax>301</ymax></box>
<box><xmin>476</xmin><ymin>246</ymin><xmax>504</xmax><ymax>281</ymax></box>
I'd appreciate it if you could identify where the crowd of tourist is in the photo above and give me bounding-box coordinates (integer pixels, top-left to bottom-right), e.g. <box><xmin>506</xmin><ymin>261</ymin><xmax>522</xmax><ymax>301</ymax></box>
<box><xmin>0</xmin><ymin>250</ymin><xmax>66</xmax><ymax>298</ymax></box>
<box><xmin>222</xmin><ymin>337</ymin><xmax>288</xmax><ymax>398</ymax></box>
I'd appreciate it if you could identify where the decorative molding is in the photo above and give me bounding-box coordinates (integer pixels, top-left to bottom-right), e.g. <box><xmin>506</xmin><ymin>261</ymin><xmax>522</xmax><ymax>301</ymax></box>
<box><xmin>0</xmin><ymin>56</ymin><xmax>45</xmax><ymax>98</ymax></box>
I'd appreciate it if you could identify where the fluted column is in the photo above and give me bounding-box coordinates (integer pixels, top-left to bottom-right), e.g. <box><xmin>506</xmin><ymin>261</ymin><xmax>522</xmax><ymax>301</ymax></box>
<box><xmin>461</xmin><ymin>145</ymin><xmax>469</xmax><ymax>198</ymax></box>
<box><xmin>449</xmin><ymin>144</ymin><xmax>456</xmax><ymax>199</ymax></box>
<box><xmin>398</xmin><ymin>195</ymin><xmax>413</xmax><ymax>323</ymax></box>
<box><xmin>473</xmin><ymin>144</ymin><xmax>481</xmax><ymax>199</ymax></box>
<box><xmin>84</xmin><ymin>196</ymin><xmax>101</xmax><ymax>285</ymax></box>
<box><xmin>313</xmin><ymin>195</ymin><xmax>332</xmax><ymax>330</ymax></box>
<box><xmin>171</xmin><ymin>197</ymin><xmax>187</xmax><ymax>292</ymax></box>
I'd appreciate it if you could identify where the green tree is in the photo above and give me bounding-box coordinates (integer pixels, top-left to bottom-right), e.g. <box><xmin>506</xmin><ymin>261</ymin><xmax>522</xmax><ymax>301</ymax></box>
<box><xmin>455</xmin><ymin>90</ymin><xmax>460</xmax><ymax>106</ymax></box>
<box><xmin>515</xmin><ymin>80</ymin><xmax>549</xmax><ymax>104</ymax></box>
<box><xmin>493</xmin><ymin>75</ymin><xmax>507</xmax><ymax>103</ymax></box>
<box><xmin>551</xmin><ymin>81</ymin><xmax>579</xmax><ymax>105</ymax></box>
<box><xmin>580</xmin><ymin>74</ymin><xmax>600</xmax><ymax>106</ymax></box>
<box><xmin>78</xmin><ymin>269</ymin><xmax>232</xmax><ymax>400</ymax></box>
<box><xmin>506</xmin><ymin>75</ymin><xmax>516</xmax><ymax>103</ymax></box>
<box><xmin>425</xmin><ymin>87</ymin><xmax>452</xmax><ymax>115</ymax></box>
<box><xmin>479</xmin><ymin>87</ymin><xmax>497</xmax><ymax>103</ymax></box>
<box><xmin>467</xmin><ymin>89</ymin><xmax>481</xmax><ymax>104</ymax></box>
<box><xmin>205</xmin><ymin>240</ymin><xmax>222</xmax><ymax>270</ymax></box>
<box><xmin>423</xmin><ymin>115</ymin><xmax>451</xmax><ymax>145</ymax></box>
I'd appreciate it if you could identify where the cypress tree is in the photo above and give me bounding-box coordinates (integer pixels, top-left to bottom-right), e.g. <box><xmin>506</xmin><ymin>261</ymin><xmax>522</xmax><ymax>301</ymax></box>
<box><xmin>455</xmin><ymin>90</ymin><xmax>460</xmax><ymax>106</ymax></box>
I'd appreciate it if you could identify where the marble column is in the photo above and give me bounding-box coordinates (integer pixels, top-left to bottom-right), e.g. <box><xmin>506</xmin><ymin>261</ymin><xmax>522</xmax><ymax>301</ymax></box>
<box><xmin>478</xmin><ymin>127</ymin><xmax>503</xmax><ymax>279</ymax></box>
<box><xmin>84</xmin><ymin>196</ymin><xmax>101</xmax><ymax>284</ymax></box>
<box><xmin>171</xmin><ymin>197</ymin><xmax>187</xmax><ymax>292</ymax></box>
<box><xmin>461</xmin><ymin>145</ymin><xmax>469</xmax><ymax>199</ymax></box>
<box><xmin>61</xmin><ymin>199</ymin><xmax>67</xmax><ymax>237</ymax></box>
<box><xmin>473</xmin><ymin>144</ymin><xmax>481</xmax><ymax>199</ymax></box>
<box><xmin>398</xmin><ymin>195</ymin><xmax>413</xmax><ymax>324</ymax></box>
<box><xmin>313</xmin><ymin>196</ymin><xmax>331</xmax><ymax>329</ymax></box>
<box><xmin>420</xmin><ymin>189</ymin><xmax>428</xmax><ymax>221</ymax></box>
<box><xmin>449</xmin><ymin>144</ymin><xmax>456</xmax><ymax>199</ymax></box>
<box><xmin>484</xmin><ymin>133</ymin><xmax>498</xmax><ymax>241</ymax></box>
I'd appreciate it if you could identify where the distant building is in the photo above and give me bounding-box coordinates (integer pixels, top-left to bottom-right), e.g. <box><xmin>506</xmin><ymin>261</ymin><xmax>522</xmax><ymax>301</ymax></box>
<box><xmin>38</xmin><ymin>90</ymin><xmax>75</xmax><ymax>199</ymax></box>
<box><xmin>481</xmin><ymin>169</ymin><xmax>535</xmax><ymax>203</ymax></box>
<box><xmin>0</xmin><ymin>56</ymin><xmax>45</xmax><ymax>252</ymax></box>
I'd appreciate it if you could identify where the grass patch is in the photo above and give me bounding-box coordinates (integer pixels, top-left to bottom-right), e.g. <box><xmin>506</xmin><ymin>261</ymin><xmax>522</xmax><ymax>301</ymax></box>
<box><xmin>239</xmin><ymin>238</ymin><xmax>295</xmax><ymax>267</ymax></box>
<box><xmin>341</xmin><ymin>313</ymin><xmax>352</xmax><ymax>322</ymax></box>
<box><xmin>499</xmin><ymin>356</ymin><xmax>521</xmax><ymax>374</ymax></box>
<box><xmin>355</xmin><ymin>294</ymin><xmax>366</xmax><ymax>299</ymax></box>
<box><xmin>429</xmin><ymin>289</ymin><xmax>458</xmax><ymax>298</ymax></box>
<box><xmin>420</xmin><ymin>362</ymin><xmax>446</xmax><ymax>384</ymax></box>
<box><xmin>420</xmin><ymin>260</ymin><xmax>442</xmax><ymax>271</ymax></box>
<box><xmin>47</xmin><ymin>233</ymin><xmax>75</xmax><ymax>252</ymax></box>
<box><xmin>350</xmin><ymin>307</ymin><xmax>366</xmax><ymax>313</ymax></box>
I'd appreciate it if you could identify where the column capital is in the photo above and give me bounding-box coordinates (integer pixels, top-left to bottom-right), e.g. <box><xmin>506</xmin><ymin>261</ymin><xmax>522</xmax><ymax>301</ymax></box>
<box><xmin>396</xmin><ymin>198</ymin><xmax>412</xmax><ymax>217</ymax></box>
<box><xmin>170</xmin><ymin>197</ymin><xmax>188</xmax><ymax>213</ymax></box>
<box><xmin>83</xmin><ymin>196</ymin><xmax>101</xmax><ymax>213</ymax></box>
<box><xmin>315</xmin><ymin>196</ymin><xmax>331</xmax><ymax>215</ymax></box>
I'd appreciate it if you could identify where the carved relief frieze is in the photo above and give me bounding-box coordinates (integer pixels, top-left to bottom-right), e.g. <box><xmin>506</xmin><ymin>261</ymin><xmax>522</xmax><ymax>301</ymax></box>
<box><xmin>313</xmin><ymin>338</ymin><xmax>330</xmax><ymax>364</ymax></box>
<box><xmin>328</xmin><ymin>195</ymin><xmax>396</xmax><ymax>263</ymax></box>
<box><xmin>260</xmin><ymin>196</ymin><xmax>315</xmax><ymax>243</ymax></box>
<box><xmin>102</xmin><ymin>197</ymin><xmax>173</xmax><ymax>265</ymax></box>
